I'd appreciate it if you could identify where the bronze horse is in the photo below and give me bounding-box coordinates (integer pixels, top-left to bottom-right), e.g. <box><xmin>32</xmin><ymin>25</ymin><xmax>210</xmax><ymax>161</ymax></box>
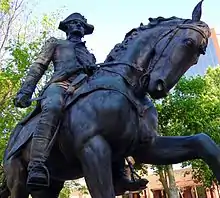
<box><xmin>1</xmin><ymin>1</ymin><xmax>218</xmax><ymax>198</ymax></box>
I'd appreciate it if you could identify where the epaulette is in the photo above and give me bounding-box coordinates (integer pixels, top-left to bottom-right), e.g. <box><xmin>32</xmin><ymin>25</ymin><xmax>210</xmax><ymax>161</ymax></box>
<box><xmin>45</xmin><ymin>37</ymin><xmax>58</xmax><ymax>45</ymax></box>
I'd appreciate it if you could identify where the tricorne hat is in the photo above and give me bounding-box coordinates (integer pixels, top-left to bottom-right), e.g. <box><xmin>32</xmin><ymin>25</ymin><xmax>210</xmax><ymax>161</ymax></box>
<box><xmin>58</xmin><ymin>12</ymin><xmax>94</xmax><ymax>35</ymax></box>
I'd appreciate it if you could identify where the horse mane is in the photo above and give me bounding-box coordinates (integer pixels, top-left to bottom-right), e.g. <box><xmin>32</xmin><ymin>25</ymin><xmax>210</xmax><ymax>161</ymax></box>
<box><xmin>104</xmin><ymin>16</ymin><xmax>210</xmax><ymax>63</ymax></box>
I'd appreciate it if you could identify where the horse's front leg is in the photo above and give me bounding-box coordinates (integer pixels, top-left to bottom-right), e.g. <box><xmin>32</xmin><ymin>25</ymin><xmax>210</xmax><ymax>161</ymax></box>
<box><xmin>136</xmin><ymin>133</ymin><xmax>220</xmax><ymax>182</ymax></box>
<box><xmin>78</xmin><ymin>135</ymin><xmax>115</xmax><ymax>198</ymax></box>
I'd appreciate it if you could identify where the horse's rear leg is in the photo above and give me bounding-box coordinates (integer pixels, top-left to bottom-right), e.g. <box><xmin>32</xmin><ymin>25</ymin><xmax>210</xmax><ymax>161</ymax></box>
<box><xmin>0</xmin><ymin>175</ymin><xmax>10</xmax><ymax>198</ymax></box>
<box><xmin>79</xmin><ymin>135</ymin><xmax>115</xmax><ymax>198</ymax></box>
<box><xmin>138</xmin><ymin>133</ymin><xmax>220</xmax><ymax>181</ymax></box>
<box><xmin>5</xmin><ymin>157</ymin><xmax>29</xmax><ymax>198</ymax></box>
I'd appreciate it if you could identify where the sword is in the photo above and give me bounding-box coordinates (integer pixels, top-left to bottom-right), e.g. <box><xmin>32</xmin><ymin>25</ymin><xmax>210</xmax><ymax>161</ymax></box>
<box><xmin>13</xmin><ymin>95</ymin><xmax>46</xmax><ymax>108</ymax></box>
<box><xmin>29</xmin><ymin>96</ymin><xmax>46</xmax><ymax>102</ymax></box>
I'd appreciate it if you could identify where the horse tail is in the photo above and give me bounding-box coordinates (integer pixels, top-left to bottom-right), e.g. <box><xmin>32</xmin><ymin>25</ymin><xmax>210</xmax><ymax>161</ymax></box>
<box><xmin>0</xmin><ymin>174</ymin><xmax>10</xmax><ymax>198</ymax></box>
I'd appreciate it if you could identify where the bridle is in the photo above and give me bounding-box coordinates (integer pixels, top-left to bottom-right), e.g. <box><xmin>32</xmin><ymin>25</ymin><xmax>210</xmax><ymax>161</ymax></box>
<box><xmin>95</xmin><ymin>22</ymin><xmax>208</xmax><ymax>92</ymax></box>
<box><xmin>138</xmin><ymin>23</ymin><xmax>208</xmax><ymax>90</ymax></box>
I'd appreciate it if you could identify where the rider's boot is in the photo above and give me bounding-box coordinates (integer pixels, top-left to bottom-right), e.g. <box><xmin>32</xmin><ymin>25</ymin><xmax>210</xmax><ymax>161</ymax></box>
<box><xmin>27</xmin><ymin>136</ymin><xmax>50</xmax><ymax>188</ymax></box>
<box><xmin>27</xmin><ymin>121</ymin><xmax>57</xmax><ymax>188</ymax></box>
<box><xmin>26</xmin><ymin>84</ymin><xmax>64</xmax><ymax>189</ymax></box>
<box><xmin>113</xmin><ymin>159</ymin><xmax>148</xmax><ymax>196</ymax></box>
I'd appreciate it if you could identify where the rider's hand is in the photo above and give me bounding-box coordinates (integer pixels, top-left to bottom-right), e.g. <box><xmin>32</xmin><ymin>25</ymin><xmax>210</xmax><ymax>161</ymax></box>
<box><xmin>14</xmin><ymin>92</ymin><xmax>32</xmax><ymax>108</ymax></box>
<box><xmin>87</xmin><ymin>64</ymin><xmax>97</xmax><ymax>71</ymax></box>
<box><xmin>84</xmin><ymin>64</ymin><xmax>97</xmax><ymax>75</ymax></box>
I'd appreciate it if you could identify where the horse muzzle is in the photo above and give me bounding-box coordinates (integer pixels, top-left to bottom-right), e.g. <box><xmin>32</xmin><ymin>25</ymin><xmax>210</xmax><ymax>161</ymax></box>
<box><xmin>148</xmin><ymin>79</ymin><xmax>168</xmax><ymax>99</ymax></box>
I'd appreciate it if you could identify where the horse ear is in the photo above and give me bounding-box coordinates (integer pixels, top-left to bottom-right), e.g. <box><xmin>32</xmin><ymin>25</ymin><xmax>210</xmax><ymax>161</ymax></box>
<box><xmin>192</xmin><ymin>0</ymin><xmax>204</xmax><ymax>22</ymax></box>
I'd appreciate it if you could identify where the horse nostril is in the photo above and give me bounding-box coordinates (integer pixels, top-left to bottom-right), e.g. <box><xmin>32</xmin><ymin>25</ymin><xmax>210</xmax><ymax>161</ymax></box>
<box><xmin>157</xmin><ymin>83</ymin><xmax>163</xmax><ymax>91</ymax></box>
<box><xmin>156</xmin><ymin>79</ymin><xmax>165</xmax><ymax>91</ymax></box>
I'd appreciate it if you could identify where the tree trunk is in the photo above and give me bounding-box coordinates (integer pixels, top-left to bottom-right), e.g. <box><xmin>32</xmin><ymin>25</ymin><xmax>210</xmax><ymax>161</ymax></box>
<box><xmin>158</xmin><ymin>168</ymin><xmax>169</xmax><ymax>196</ymax></box>
<box><xmin>166</xmin><ymin>165</ymin><xmax>179</xmax><ymax>198</ymax></box>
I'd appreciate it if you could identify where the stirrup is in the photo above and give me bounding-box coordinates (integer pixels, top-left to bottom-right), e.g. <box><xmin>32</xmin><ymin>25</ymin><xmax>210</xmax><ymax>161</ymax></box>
<box><xmin>27</xmin><ymin>164</ymin><xmax>50</xmax><ymax>189</ymax></box>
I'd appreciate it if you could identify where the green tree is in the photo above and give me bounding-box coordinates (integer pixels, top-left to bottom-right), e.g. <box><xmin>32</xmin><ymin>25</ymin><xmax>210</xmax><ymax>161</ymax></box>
<box><xmin>0</xmin><ymin>0</ymin><xmax>10</xmax><ymax>13</ymax></box>
<box><xmin>59</xmin><ymin>180</ymin><xmax>89</xmax><ymax>198</ymax></box>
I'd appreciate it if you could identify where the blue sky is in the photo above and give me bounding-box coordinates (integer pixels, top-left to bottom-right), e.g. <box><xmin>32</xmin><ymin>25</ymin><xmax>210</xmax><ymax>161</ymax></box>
<box><xmin>31</xmin><ymin>0</ymin><xmax>219</xmax><ymax>62</ymax></box>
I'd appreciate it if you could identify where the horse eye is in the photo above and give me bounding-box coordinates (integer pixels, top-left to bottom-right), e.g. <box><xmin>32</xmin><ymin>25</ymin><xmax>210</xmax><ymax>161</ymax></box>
<box><xmin>199</xmin><ymin>46</ymin><xmax>206</xmax><ymax>55</ymax></box>
<box><xmin>184</xmin><ymin>38</ymin><xmax>195</xmax><ymax>48</ymax></box>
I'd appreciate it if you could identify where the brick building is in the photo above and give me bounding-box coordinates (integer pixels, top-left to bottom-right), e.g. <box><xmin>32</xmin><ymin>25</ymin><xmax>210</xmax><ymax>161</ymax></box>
<box><xmin>129</xmin><ymin>168</ymin><xmax>220</xmax><ymax>198</ymax></box>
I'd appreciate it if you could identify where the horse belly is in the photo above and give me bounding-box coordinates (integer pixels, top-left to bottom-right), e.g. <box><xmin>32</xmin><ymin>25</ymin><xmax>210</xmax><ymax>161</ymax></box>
<box><xmin>64</xmin><ymin>90</ymin><xmax>139</xmax><ymax>159</ymax></box>
<box><xmin>48</xmin><ymin>139</ymin><xmax>83</xmax><ymax>181</ymax></box>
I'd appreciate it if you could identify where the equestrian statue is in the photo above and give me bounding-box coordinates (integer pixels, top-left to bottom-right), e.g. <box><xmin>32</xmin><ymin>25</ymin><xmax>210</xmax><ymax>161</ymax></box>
<box><xmin>1</xmin><ymin>1</ymin><xmax>219</xmax><ymax>198</ymax></box>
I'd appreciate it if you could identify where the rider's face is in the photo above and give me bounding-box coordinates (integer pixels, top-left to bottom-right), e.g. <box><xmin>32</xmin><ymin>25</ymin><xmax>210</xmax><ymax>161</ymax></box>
<box><xmin>67</xmin><ymin>20</ymin><xmax>85</xmax><ymax>37</ymax></box>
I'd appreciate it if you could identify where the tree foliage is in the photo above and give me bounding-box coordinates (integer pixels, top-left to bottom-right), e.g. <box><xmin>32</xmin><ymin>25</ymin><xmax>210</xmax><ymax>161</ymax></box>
<box><xmin>0</xmin><ymin>0</ymin><xmax>11</xmax><ymax>13</ymax></box>
<box><xmin>59</xmin><ymin>180</ymin><xmax>89</xmax><ymax>198</ymax></box>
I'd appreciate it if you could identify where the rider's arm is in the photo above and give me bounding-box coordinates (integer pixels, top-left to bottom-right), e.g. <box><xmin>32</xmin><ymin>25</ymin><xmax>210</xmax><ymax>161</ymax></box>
<box><xmin>85</xmin><ymin>52</ymin><xmax>97</xmax><ymax>75</ymax></box>
<box><xmin>91</xmin><ymin>53</ymin><xmax>96</xmax><ymax>64</ymax></box>
<box><xmin>18</xmin><ymin>37</ymin><xmax>57</xmax><ymax>96</ymax></box>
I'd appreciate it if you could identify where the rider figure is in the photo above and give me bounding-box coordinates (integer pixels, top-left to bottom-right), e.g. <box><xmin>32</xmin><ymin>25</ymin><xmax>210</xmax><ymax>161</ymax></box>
<box><xmin>14</xmin><ymin>12</ymin><xmax>147</xmax><ymax>193</ymax></box>
<box><xmin>14</xmin><ymin>12</ymin><xmax>97</xmax><ymax>187</ymax></box>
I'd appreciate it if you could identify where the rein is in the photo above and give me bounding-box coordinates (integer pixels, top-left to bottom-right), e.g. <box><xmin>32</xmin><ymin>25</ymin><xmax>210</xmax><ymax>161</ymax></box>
<box><xmin>95</xmin><ymin>61</ymin><xmax>144</xmax><ymax>72</ymax></box>
<box><xmin>93</xmin><ymin>22</ymin><xmax>208</xmax><ymax>93</ymax></box>
<box><xmin>140</xmin><ymin>23</ymin><xmax>208</xmax><ymax>87</ymax></box>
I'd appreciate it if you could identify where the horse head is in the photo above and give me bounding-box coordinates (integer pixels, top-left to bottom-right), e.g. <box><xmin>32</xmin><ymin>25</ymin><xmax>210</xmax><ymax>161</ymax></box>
<box><xmin>105</xmin><ymin>0</ymin><xmax>210</xmax><ymax>99</ymax></box>
<box><xmin>145</xmin><ymin>0</ymin><xmax>210</xmax><ymax>99</ymax></box>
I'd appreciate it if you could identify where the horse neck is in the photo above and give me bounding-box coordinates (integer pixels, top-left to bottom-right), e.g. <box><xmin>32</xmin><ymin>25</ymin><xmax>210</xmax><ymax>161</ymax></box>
<box><xmin>104</xmin><ymin>28</ymin><xmax>159</xmax><ymax>95</ymax></box>
<box><xmin>122</xmin><ymin>30</ymin><xmax>155</xmax><ymax>69</ymax></box>
<box><xmin>111</xmin><ymin>32</ymin><xmax>154</xmax><ymax>92</ymax></box>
